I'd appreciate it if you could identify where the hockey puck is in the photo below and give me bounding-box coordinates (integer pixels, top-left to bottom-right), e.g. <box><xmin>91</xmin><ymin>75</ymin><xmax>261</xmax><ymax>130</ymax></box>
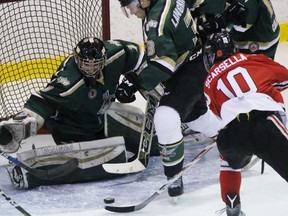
<box><xmin>104</xmin><ymin>197</ymin><xmax>115</xmax><ymax>204</ymax></box>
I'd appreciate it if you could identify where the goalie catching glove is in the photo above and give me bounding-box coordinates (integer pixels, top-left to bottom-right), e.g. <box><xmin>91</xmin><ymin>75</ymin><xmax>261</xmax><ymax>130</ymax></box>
<box><xmin>115</xmin><ymin>72</ymin><xmax>141</xmax><ymax>103</ymax></box>
<box><xmin>0</xmin><ymin>111</ymin><xmax>38</xmax><ymax>153</ymax></box>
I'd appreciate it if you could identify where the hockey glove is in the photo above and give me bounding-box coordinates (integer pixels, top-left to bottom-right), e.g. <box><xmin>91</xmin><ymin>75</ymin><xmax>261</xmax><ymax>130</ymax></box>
<box><xmin>225</xmin><ymin>1</ymin><xmax>248</xmax><ymax>27</ymax></box>
<box><xmin>197</xmin><ymin>14</ymin><xmax>226</xmax><ymax>43</ymax></box>
<box><xmin>0</xmin><ymin>112</ymin><xmax>37</xmax><ymax>153</ymax></box>
<box><xmin>115</xmin><ymin>72</ymin><xmax>141</xmax><ymax>103</ymax></box>
<box><xmin>0</xmin><ymin>126</ymin><xmax>20</xmax><ymax>153</ymax></box>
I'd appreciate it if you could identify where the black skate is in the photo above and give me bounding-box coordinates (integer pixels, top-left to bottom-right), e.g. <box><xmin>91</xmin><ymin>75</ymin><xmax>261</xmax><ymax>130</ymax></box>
<box><xmin>216</xmin><ymin>194</ymin><xmax>246</xmax><ymax>216</ymax></box>
<box><xmin>225</xmin><ymin>194</ymin><xmax>246</xmax><ymax>216</ymax></box>
<box><xmin>167</xmin><ymin>176</ymin><xmax>184</xmax><ymax>197</ymax></box>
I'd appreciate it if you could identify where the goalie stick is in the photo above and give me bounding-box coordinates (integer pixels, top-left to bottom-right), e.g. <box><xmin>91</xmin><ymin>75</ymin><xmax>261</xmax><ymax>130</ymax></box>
<box><xmin>0</xmin><ymin>188</ymin><xmax>31</xmax><ymax>216</ymax></box>
<box><xmin>0</xmin><ymin>150</ymin><xmax>79</xmax><ymax>180</ymax></box>
<box><xmin>105</xmin><ymin>141</ymin><xmax>216</xmax><ymax>213</ymax></box>
<box><xmin>102</xmin><ymin>94</ymin><xmax>158</xmax><ymax>174</ymax></box>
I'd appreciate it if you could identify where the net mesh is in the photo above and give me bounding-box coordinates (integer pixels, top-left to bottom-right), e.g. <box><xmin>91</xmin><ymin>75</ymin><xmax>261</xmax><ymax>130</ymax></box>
<box><xmin>0</xmin><ymin>0</ymin><xmax>109</xmax><ymax>119</ymax></box>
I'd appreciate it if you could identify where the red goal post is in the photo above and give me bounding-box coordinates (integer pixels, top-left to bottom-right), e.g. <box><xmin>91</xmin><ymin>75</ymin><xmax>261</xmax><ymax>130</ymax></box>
<box><xmin>0</xmin><ymin>0</ymin><xmax>110</xmax><ymax>120</ymax></box>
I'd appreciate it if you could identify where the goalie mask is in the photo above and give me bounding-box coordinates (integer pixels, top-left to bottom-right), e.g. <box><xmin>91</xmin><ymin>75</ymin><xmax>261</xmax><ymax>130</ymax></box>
<box><xmin>203</xmin><ymin>32</ymin><xmax>237</xmax><ymax>72</ymax></box>
<box><xmin>74</xmin><ymin>37</ymin><xmax>107</xmax><ymax>78</ymax></box>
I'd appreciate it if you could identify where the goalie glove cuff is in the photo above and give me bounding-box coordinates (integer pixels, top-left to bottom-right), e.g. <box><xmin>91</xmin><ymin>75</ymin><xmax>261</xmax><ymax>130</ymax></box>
<box><xmin>12</xmin><ymin>112</ymin><xmax>38</xmax><ymax>141</ymax></box>
<box><xmin>0</xmin><ymin>127</ymin><xmax>20</xmax><ymax>153</ymax></box>
<box><xmin>0</xmin><ymin>112</ymin><xmax>37</xmax><ymax>148</ymax></box>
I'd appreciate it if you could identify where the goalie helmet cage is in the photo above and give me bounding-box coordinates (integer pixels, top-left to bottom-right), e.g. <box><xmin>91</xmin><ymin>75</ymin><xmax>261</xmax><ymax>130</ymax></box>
<box><xmin>0</xmin><ymin>0</ymin><xmax>110</xmax><ymax>120</ymax></box>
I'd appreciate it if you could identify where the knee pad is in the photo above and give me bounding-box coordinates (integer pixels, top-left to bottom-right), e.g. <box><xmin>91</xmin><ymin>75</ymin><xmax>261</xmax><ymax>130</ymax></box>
<box><xmin>154</xmin><ymin>106</ymin><xmax>182</xmax><ymax>144</ymax></box>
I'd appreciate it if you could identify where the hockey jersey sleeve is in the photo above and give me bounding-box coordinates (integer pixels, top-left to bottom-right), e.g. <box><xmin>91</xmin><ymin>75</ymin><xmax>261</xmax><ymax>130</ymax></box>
<box><xmin>136</xmin><ymin>0</ymin><xmax>198</xmax><ymax>91</ymax></box>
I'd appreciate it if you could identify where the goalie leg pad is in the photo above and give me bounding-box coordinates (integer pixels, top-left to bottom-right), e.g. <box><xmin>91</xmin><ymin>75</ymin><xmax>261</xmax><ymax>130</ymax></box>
<box><xmin>105</xmin><ymin>102</ymin><xmax>144</xmax><ymax>154</ymax></box>
<box><xmin>104</xmin><ymin>102</ymin><xmax>144</xmax><ymax>135</ymax></box>
<box><xmin>10</xmin><ymin>137</ymin><xmax>128</xmax><ymax>188</ymax></box>
<box><xmin>17</xmin><ymin>136</ymin><xmax>127</xmax><ymax>169</ymax></box>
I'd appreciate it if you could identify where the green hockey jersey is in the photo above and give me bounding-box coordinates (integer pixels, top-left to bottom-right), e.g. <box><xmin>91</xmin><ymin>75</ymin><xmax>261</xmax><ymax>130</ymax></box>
<box><xmin>229</xmin><ymin>0</ymin><xmax>280</xmax><ymax>57</ymax></box>
<box><xmin>137</xmin><ymin>0</ymin><xmax>199</xmax><ymax>91</ymax></box>
<box><xmin>24</xmin><ymin>40</ymin><xmax>145</xmax><ymax>136</ymax></box>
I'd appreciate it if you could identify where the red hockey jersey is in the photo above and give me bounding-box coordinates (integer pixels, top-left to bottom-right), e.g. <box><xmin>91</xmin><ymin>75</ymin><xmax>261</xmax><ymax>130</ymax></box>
<box><xmin>204</xmin><ymin>53</ymin><xmax>288</xmax><ymax>127</ymax></box>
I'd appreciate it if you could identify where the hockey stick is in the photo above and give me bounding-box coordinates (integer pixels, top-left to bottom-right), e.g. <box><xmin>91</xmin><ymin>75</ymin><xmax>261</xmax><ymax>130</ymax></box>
<box><xmin>102</xmin><ymin>94</ymin><xmax>158</xmax><ymax>174</ymax></box>
<box><xmin>0</xmin><ymin>150</ymin><xmax>79</xmax><ymax>180</ymax></box>
<box><xmin>105</xmin><ymin>141</ymin><xmax>217</xmax><ymax>213</ymax></box>
<box><xmin>0</xmin><ymin>188</ymin><xmax>31</xmax><ymax>216</ymax></box>
<box><xmin>242</xmin><ymin>156</ymin><xmax>261</xmax><ymax>172</ymax></box>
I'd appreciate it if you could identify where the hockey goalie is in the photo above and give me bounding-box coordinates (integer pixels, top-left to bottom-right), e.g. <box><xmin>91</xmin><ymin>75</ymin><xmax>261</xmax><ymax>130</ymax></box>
<box><xmin>0</xmin><ymin>37</ymin><xmax>162</xmax><ymax>189</ymax></box>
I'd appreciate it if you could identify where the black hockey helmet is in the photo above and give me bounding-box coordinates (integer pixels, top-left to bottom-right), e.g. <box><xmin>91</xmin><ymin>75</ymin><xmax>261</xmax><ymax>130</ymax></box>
<box><xmin>74</xmin><ymin>37</ymin><xmax>107</xmax><ymax>78</ymax></box>
<box><xmin>118</xmin><ymin>0</ymin><xmax>136</xmax><ymax>7</ymax></box>
<box><xmin>203</xmin><ymin>32</ymin><xmax>237</xmax><ymax>72</ymax></box>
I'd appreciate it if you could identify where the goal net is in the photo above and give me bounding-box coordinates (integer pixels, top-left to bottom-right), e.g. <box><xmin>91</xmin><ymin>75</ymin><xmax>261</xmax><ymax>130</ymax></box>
<box><xmin>0</xmin><ymin>0</ymin><xmax>110</xmax><ymax>120</ymax></box>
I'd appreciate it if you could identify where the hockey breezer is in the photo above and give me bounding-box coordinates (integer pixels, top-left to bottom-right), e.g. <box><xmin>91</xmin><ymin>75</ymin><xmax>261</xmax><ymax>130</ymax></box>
<box><xmin>0</xmin><ymin>150</ymin><xmax>79</xmax><ymax>180</ymax></box>
<box><xmin>102</xmin><ymin>94</ymin><xmax>158</xmax><ymax>174</ymax></box>
<box><xmin>105</xmin><ymin>141</ymin><xmax>216</xmax><ymax>213</ymax></box>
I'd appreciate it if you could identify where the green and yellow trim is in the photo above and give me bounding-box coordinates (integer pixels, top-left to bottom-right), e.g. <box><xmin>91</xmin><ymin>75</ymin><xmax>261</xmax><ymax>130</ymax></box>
<box><xmin>280</xmin><ymin>22</ymin><xmax>288</xmax><ymax>43</ymax></box>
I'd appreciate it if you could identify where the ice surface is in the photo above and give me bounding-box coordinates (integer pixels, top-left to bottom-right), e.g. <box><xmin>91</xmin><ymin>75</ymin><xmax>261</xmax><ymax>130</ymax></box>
<box><xmin>1</xmin><ymin>140</ymin><xmax>288</xmax><ymax>216</ymax></box>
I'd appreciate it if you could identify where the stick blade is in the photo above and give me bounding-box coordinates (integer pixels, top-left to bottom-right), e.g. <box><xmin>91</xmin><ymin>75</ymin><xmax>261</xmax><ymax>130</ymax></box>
<box><xmin>105</xmin><ymin>195</ymin><xmax>152</xmax><ymax>213</ymax></box>
<box><xmin>46</xmin><ymin>158</ymin><xmax>79</xmax><ymax>179</ymax></box>
<box><xmin>102</xmin><ymin>159</ymin><xmax>145</xmax><ymax>174</ymax></box>
<box><xmin>105</xmin><ymin>205</ymin><xmax>136</xmax><ymax>213</ymax></box>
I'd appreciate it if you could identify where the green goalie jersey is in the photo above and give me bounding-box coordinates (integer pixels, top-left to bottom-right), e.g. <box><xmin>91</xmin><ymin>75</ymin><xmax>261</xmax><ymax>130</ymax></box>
<box><xmin>137</xmin><ymin>0</ymin><xmax>199</xmax><ymax>91</ymax></box>
<box><xmin>24</xmin><ymin>40</ymin><xmax>145</xmax><ymax>136</ymax></box>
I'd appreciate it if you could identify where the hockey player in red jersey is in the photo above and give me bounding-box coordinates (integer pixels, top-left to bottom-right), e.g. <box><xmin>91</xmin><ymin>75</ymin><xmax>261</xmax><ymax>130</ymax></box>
<box><xmin>203</xmin><ymin>32</ymin><xmax>288</xmax><ymax>216</ymax></box>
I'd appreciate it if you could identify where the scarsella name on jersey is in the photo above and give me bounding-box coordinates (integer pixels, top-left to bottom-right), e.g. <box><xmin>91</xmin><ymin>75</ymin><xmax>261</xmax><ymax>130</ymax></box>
<box><xmin>205</xmin><ymin>54</ymin><xmax>247</xmax><ymax>89</ymax></box>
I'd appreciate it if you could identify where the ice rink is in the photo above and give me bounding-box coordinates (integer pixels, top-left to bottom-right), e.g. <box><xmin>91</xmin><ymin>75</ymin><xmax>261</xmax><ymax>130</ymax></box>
<box><xmin>0</xmin><ymin>1</ymin><xmax>288</xmax><ymax>216</ymax></box>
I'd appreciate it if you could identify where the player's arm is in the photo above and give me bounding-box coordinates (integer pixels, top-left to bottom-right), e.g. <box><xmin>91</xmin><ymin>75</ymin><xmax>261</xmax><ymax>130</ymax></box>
<box><xmin>225</xmin><ymin>0</ymin><xmax>257</xmax><ymax>32</ymax></box>
<box><xmin>0</xmin><ymin>65</ymin><xmax>65</xmax><ymax>153</ymax></box>
<box><xmin>115</xmin><ymin>37</ymin><xmax>171</xmax><ymax>103</ymax></box>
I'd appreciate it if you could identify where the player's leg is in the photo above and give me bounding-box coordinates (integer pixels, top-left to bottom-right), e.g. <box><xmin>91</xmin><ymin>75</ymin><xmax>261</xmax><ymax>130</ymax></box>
<box><xmin>253</xmin><ymin>113</ymin><xmax>288</xmax><ymax>181</ymax></box>
<box><xmin>104</xmin><ymin>102</ymin><xmax>159</xmax><ymax>156</ymax></box>
<box><xmin>217</xmin><ymin>120</ymin><xmax>252</xmax><ymax>216</ymax></box>
<box><xmin>154</xmin><ymin>58</ymin><xmax>208</xmax><ymax>197</ymax></box>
